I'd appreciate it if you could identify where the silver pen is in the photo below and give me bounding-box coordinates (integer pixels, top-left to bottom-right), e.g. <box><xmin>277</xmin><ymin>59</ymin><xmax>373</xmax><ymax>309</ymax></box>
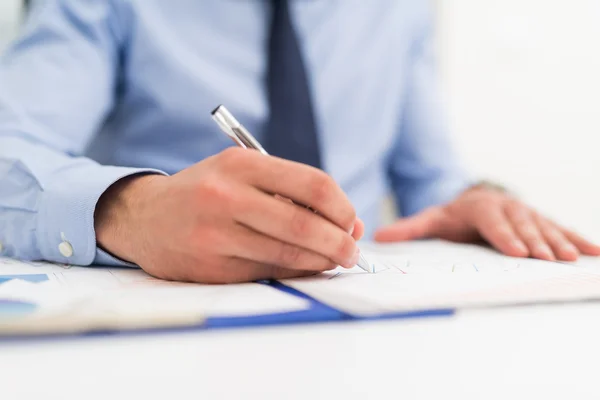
<box><xmin>211</xmin><ymin>104</ymin><xmax>374</xmax><ymax>273</ymax></box>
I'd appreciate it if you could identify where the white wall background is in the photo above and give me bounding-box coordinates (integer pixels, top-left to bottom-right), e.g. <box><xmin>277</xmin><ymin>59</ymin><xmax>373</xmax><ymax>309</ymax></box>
<box><xmin>0</xmin><ymin>1</ymin><xmax>598</xmax><ymax>238</ymax></box>
<box><xmin>437</xmin><ymin>0</ymin><xmax>600</xmax><ymax>239</ymax></box>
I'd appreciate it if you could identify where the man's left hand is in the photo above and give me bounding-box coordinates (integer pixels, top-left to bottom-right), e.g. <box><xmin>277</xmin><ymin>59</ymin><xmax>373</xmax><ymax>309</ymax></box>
<box><xmin>374</xmin><ymin>186</ymin><xmax>600</xmax><ymax>261</ymax></box>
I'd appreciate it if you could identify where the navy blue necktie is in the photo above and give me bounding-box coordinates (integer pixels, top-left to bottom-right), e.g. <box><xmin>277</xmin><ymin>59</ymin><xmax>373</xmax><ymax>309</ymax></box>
<box><xmin>264</xmin><ymin>0</ymin><xmax>322</xmax><ymax>169</ymax></box>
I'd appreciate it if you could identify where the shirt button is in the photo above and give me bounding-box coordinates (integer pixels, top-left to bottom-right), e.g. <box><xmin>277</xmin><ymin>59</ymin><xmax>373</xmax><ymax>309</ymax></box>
<box><xmin>58</xmin><ymin>241</ymin><xmax>74</xmax><ymax>258</ymax></box>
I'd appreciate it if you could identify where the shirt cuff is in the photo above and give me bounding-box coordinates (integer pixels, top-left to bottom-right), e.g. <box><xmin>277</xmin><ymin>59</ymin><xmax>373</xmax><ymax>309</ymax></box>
<box><xmin>36</xmin><ymin>165</ymin><xmax>167</xmax><ymax>267</ymax></box>
<box><xmin>398</xmin><ymin>176</ymin><xmax>474</xmax><ymax>217</ymax></box>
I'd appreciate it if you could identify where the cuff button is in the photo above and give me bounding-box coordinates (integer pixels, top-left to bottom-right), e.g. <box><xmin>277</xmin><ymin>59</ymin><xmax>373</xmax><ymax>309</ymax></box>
<box><xmin>58</xmin><ymin>241</ymin><xmax>74</xmax><ymax>258</ymax></box>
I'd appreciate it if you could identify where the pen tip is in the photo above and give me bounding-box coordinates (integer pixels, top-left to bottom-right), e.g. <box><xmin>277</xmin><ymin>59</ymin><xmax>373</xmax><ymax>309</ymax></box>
<box><xmin>357</xmin><ymin>253</ymin><xmax>374</xmax><ymax>273</ymax></box>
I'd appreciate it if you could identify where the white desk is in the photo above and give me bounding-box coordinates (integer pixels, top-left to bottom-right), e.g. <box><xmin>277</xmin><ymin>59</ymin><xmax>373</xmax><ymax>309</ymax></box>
<box><xmin>2</xmin><ymin>301</ymin><xmax>600</xmax><ymax>400</ymax></box>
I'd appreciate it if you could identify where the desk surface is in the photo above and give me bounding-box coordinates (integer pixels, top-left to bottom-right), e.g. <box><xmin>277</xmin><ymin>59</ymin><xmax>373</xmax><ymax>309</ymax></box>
<box><xmin>2</xmin><ymin>301</ymin><xmax>600</xmax><ymax>400</ymax></box>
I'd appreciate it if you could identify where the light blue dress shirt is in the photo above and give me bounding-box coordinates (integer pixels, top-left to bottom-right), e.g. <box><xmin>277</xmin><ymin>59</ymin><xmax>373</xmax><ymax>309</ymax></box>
<box><xmin>0</xmin><ymin>0</ymin><xmax>470</xmax><ymax>267</ymax></box>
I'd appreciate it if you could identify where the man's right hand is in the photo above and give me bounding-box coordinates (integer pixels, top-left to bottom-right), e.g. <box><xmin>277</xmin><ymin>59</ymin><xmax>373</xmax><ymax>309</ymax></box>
<box><xmin>94</xmin><ymin>148</ymin><xmax>364</xmax><ymax>283</ymax></box>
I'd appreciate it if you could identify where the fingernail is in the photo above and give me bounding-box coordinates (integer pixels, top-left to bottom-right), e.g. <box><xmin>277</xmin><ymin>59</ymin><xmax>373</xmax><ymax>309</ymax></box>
<box><xmin>513</xmin><ymin>240</ymin><xmax>528</xmax><ymax>254</ymax></box>
<box><xmin>536</xmin><ymin>244</ymin><xmax>555</xmax><ymax>260</ymax></box>
<box><xmin>349</xmin><ymin>225</ymin><xmax>355</xmax><ymax>235</ymax></box>
<box><xmin>344</xmin><ymin>247</ymin><xmax>360</xmax><ymax>268</ymax></box>
<box><xmin>561</xmin><ymin>243</ymin><xmax>578</xmax><ymax>256</ymax></box>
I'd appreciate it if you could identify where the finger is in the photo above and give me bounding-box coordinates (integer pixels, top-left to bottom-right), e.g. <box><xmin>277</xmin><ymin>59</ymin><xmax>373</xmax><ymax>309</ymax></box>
<box><xmin>232</xmin><ymin>149</ymin><xmax>356</xmax><ymax>232</ymax></box>
<box><xmin>276</xmin><ymin>194</ymin><xmax>364</xmax><ymax>241</ymax></box>
<box><xmin>533</xmin><ymin>216</ymin><xmax>579</xmax><ymax>261</ymax></box>
<box><xmin>351</xmin><ymin>218</ymin><xmax>365</xmax><ymax>241</ymax></box>
<box><xmin>225</xmin><ymin>223</ymin><xmax>338</xmax><ymax>271</ymax></box>
<box><xmin>472</xmin><ymin>207</ymin><xmax>529</xmax><ymax>257</ymax></box>
<box><xmin>504</xmin><ymin>205</ymin><xmax>554</xmax><ymax>260</ymax></box>
<box><xmin>274</xmin><ymin>193</ymin><xmax>363</xmax><ymax>244</ymax></box>
<box><xmin>234</xmin><ymin>187</ymin><xmax>359</xmax><ymax>268</ymax></box>
<box><xmin>561</xmin><ymin>228</ymin><xmax>600</xmax><ymax>256</ymax></box>
<box><xmin>374</xmin><ymin>207</ymin><xmax>445</xmax><ymax>243</ymax></box>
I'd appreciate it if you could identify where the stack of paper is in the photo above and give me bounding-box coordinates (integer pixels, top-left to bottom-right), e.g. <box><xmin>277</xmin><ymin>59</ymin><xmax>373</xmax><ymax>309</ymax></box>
<box><xmin>0</xmin><ymin>258</ymin><xmax>310</xmax><ymax>335</ymax></box>
<box><xmin>283</xmin><ymin>240</ymin><xmax>600</xmax><ymax>316</ymax></box>
<box><xmin>4</xmin><ymin>240</ymin><xmax>600</xmax><ymax>333</ymax></box>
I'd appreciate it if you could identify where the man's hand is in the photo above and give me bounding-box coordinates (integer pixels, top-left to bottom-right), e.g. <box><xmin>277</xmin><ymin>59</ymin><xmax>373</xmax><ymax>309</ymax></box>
<box><xmin>374</xmin><ymin>186</ymin><xmax>600</xmax><ymax>261</ymax></box>
<box><xmin>94</xmin><ymin>148</ymin><xmax>364</xmax><ymax>283</ymax></box>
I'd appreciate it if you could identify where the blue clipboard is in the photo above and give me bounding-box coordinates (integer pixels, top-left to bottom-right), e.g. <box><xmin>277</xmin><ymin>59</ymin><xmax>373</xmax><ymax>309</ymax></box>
<box><xmin>204</xmin><ymin>280</ymin><xmax>454</xmax><ymax>329</ymax></box>
<box><xmin>0</xmin><ymin>279</ymin><xmax>454</xmax><ymax>343</ymax></box>
<box><xmin>204</xmin><ymin>281</ymin><xmax>349</xmax><ymax>329</ymax></box>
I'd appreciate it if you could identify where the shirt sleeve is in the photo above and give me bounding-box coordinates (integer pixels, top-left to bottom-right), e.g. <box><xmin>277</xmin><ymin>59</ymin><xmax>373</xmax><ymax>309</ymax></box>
<box><xmin>387</xmin><ymin>1</ymin><xmax>473</xmax><ymax>217</ymax></box>
<box><xmin>0</xmin><ymin>0</ymin><xmax>164</xmax><ymax>267</ymax></box>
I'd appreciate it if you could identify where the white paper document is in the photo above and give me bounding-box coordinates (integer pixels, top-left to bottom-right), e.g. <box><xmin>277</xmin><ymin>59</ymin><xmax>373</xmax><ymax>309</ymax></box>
<box><xmin>283</xmin><ymin>240</ymin><xmax>600</xmax><ymax>316</ymax></box>
<box><xmin>0</xmin><ymin>258</ymin><xmax>310</xmax><ymax>335</ymax></box>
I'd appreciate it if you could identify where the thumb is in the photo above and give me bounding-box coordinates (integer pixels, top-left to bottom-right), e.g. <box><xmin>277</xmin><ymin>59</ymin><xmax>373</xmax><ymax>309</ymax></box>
<box><xmin>374</xmin><ymin>207</ymin><xmax>446</xmax><ymax>243</ymax></box>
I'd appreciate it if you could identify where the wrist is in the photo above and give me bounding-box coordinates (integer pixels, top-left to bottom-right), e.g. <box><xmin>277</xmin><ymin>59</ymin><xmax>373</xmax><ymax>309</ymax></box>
<box><xmin>94</xmin><ymin>173</ymin><xmax>165</xmax><ymax>263</ymax></box>
<box><xmin>465</xmin><ymin>179</ymin><xmax>511</xmax><ymax>196</ymax></box>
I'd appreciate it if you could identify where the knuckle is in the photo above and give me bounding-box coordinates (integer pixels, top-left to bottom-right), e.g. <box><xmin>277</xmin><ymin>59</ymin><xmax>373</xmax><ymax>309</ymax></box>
<box><xmin>535</xmin><ymin>214</ymin><xmax>554</xmax><ymax>229</ymax></box>
<box><xmin>309</xmin><ymin>172</ymin><xmax>335</xmax><ymax>206</ymax></box>
<box><xmin>277</xmin><ymin>243</ymin><xmax>304</xmax><ymax>268</ymax></box>
<box><xmin>544</xmin><ymin>228</ymin><xmax>564</xmax><ymax>243</ymax></box>
<box><xmin>220</xmin><ymin>146</ymin><xmax>245</xmax><ymax>161</ymax></box>
<box><xmin>289</xmin><ymin>208</ymin><xmax>312</xmax><ymax>239</ymax></box>
<box><xmin>197</xmin><ymin>177</ymin><xmax>236</xmax><ymax>209</ymax></box>
<box><xmin>512</xmin><ymin>220</ymin><xmax>529</xmax><ymax>233</ymax></box>
<box><xmin>218</xmin><ymin>147</ymin><xmax>250</xmax><ymax>170</ymax></box>
<box><xmin>511</xmin><ymin>211</ymin><xmax>531</xmax><ymax>225</ymax></box>
<box><xmin>517</xmin><ymin>224</ymin><xmax>539</xmax><ymax>240</ymax></box>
